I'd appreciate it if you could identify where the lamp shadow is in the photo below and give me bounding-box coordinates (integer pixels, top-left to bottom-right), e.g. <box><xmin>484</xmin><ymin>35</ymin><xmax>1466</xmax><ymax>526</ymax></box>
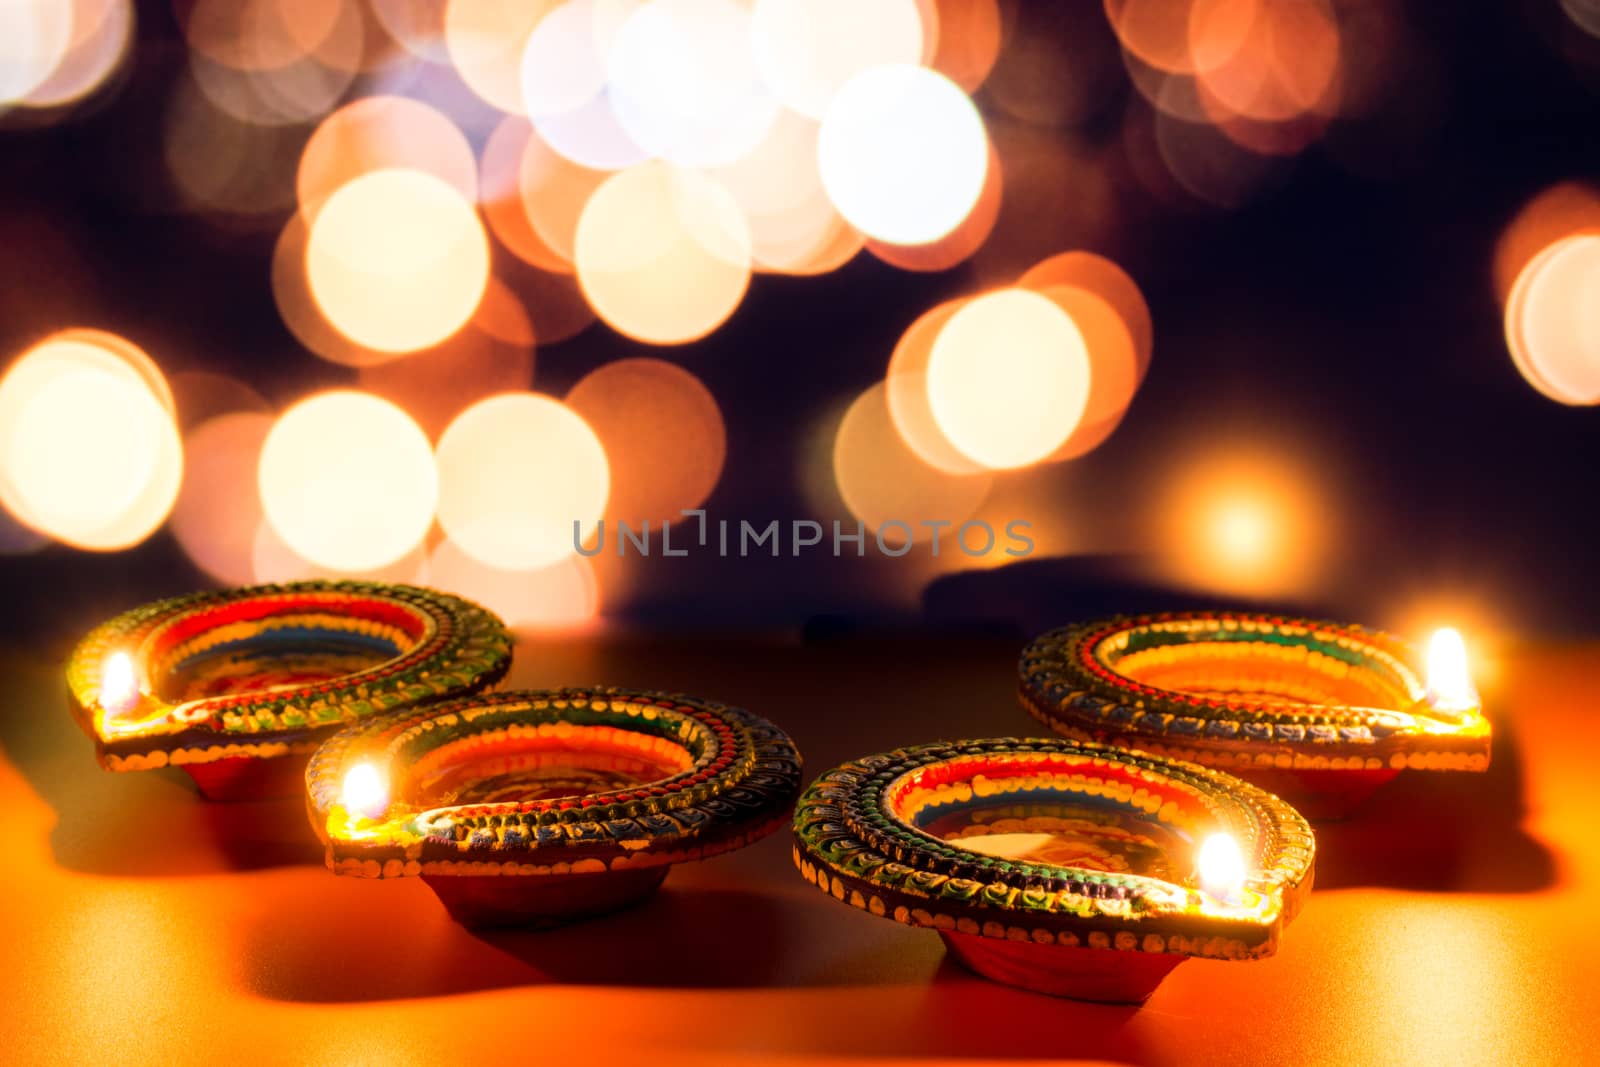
<box><xmin>1297</xmin><ymin>702</ymin><xmax>1555</xmax><ymax>894</ymax></box>
<box><xmin>0</xmin><ymin>647</ymin><xmax>322</xmax><ymax>877</ymax></box>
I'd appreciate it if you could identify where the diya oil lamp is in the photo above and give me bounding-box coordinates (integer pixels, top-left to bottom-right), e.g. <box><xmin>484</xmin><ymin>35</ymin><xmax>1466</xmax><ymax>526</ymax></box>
<box><xmin>793</xmin><ymin>737</ymin><xmax>1313</xmax><ymax>1003</ymax></box>
<box><xmin>66</xmin><ymin>581</ymin><xmax>512</xmax><ymax>800</ymax></box>
<box><xmin>306</xmin><ymin>687</ymin><xmax>803</xmax><ymax>928</ymax></box>
<box><xmin>1019</xmin><ymin>612</ymin><xmax>1490</xmax><ymax>818</ymax></box>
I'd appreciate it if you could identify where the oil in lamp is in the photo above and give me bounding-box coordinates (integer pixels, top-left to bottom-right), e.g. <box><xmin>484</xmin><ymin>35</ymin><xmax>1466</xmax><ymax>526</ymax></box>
<box><xmin>65</xmin><ymin>581</ymin><xmax>512</xmax><ymax>800</ymax></box>
<box><xmin>793</xmin><ymin>737</ymin><xmax>1314</xmax><ymax>1002</ymax></box>
<box><xmin>1019</xmin><ymin>612</ymin><xmax>1491</xmax><ymax>818</ymax></box>
<box><xmin>306</xmin><ymin>687</ymin><xmax>804</xmax><ymax>927</ymax></box>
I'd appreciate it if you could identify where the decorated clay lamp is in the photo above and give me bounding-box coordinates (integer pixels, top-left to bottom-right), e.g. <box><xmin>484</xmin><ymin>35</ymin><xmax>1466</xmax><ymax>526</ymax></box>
<box><xmin>66</xmin><ymin>581</ymin><xmax>512</xmax><ymax>800</ymax></box>
<box><xmin>793</xmin><ymin>737</ymin><xmax>1313</xmax><ymax>1003</ymax></box>
<box><xmin>306</xmin><ymin>687</ymin><xmax>803</xmax><ymax>927</ymax></box>
<box><xmin>1019</xmin><ymin>613</ymin><xmax>1491</xmax><ymax>818</ymax></box>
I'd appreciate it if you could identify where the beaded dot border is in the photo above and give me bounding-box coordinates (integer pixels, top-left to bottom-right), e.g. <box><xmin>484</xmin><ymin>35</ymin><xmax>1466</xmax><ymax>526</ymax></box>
<box><xmin>792</xmin><ymin>737</ymin><xmax>1314</xmax><ymax>960</ymax></box>
<box><xmin>307</xmin><ymin>687</ymin><xmax>804</xmax><ymax>879</ymax></box>
<box><xmin>1018</xmin><ymin>612</ymin><xmax>1491</xmax><ymax>771</ymax></box>
<box><xmin>66</xmin><ymin>581</ymin><xmax>512</xmax><ymax>770</ymax></box>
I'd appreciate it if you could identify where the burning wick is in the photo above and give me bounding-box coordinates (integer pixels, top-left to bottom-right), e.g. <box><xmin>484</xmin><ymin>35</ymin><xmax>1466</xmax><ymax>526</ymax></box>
<box><xmin>341</xmin><ymin>762</ymin><xmax>388</xmax><ymax>820</ymax></box>
<box><xmin>1197</xmin><ymin>833</ymin><xmax>1247</xmax><ymax>904</ymax></box>
<box><xmin>1424</xmin><ymin>627</ymin><xmax>1478</xmax><ymax>715</ymax></box>
<box><xmin>99</xmin><ymin>652</ymin><xmax>141</xmax><ymax>718</ymax></box>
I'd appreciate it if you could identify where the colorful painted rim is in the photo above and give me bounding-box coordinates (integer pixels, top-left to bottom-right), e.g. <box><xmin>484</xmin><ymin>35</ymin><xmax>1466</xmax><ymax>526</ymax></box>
<box><xmin>307</xmin><ymin>687</ymin><xmax>804</xmax><ymax>879</ymax></box>
<box><xmin>1019</xmin><ymin>613</ymin><xmax>1491</xmax><ymax>773</ymax></box>
<box><xmin>66</xmin><ymin>581</ymin><xmax>512</xmax><ymax>771</ymax></box>
<box><xmin>793</xmin><ymin>738</ymin><xmax>1313</xmax><ymax>961</ymax></box>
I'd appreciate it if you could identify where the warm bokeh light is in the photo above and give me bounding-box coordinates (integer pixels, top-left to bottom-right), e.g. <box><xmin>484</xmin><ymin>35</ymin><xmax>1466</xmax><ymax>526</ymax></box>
<box><xmin>306</xmin><ymin>168</ymin><xmax>490</xmax><ymax>354</ymax></box>
<box><xmin>16</xmin><ymin>0</ymin><xmax>132</xmax><ymax>110</ymax></box>
<box><xmin>298</xmin><ymin>97</ymin><xmax>477</xmax><ymax>224</ymax></box>
<box><xmin>1019</xmin><ymin>250</ymin><xmax>1154</xmax><ymax>383</ymax></box>
<box><xmin>257</xmin><ymin>391</ymin><xmax>438</xmax><ymax>572</ymax></box>
<box><xmin>435</xmin><ymin>393</ymin><xmax>610</xmax><ymax>570</ymax></box>
<box><xmin>885</xmin><ymin>297</ymin><xmax>985</xmax><ymax>475</ymax></box>
<box><xmin>429</xmin><ymin>537</ymin><xmax>599</xmax><ymax>629</ymax></box>
<box><xmin>1505</xmin><ymin>233</ymin><xmax>1600</xmax><ymax>405</ymax></box>
<box><xmin>249</xmin><ymin>519</ymin><xmax>430</xmax><ymax>585</ymax></box>
<box><xmin>480</xmin><ymin>116</ymin><xmax>572</xmax><ymax>273</ymax></box>
<box><xmin>163</xmin><ymin>72</ymin><xmax>302</xmax><ymax>220</ymax></box>
<box><xmin>926</xmin><ymin>0</ymin><xmax>1002</xmax><ymax>92</ymax></box>
<box><xmin>832</xmin><ymin>381</ymin><xmax>993</xmax><ymax>543</ymax></box>
<box><xmin>926</xmin><ymin>288</ymin><xmax>1092</xmax><ymax>470</ymax></box>
<box><xmin>1158</xmin><ymin>446</ymin><xmax>1330</xmax><ymax>598</ymax></box>
<box><xmin>867</xmin><ymin>138</ymin><xmax>1002</xmax><ymax>272</ymax></box>
<box><xmin>1036</xmin><ymin>284</ymin><xmax>1140</xmax><ymax>460</ymax></box>
<box><xmin>445</xmin><ymin>0</ymin><xmax>557</xmax><ymax>114</ymax></box>
<box><xmin>818</xmin><ymin>65</ymin><xmax>988</xmax><ymax>247</ymax></box>
<box><xmin>566</xmin><ymin>358</ymin><xmax>725</xmax><ymax>526</ymax></box>
<box><xmin>519</xmin><ymin>0</ymin><xmax>646</xmax><ymax>171</ymax></box>
<box><xmin>751</xmin><ymin>0</ymin><xmax>925</xmax><ymax>119</ymax></box>
<box><xmin>1426</xmin><ymin>627</ymin><xmax>1479</xmax><ymax>713</ymax></box>
<box><xmin>607</xmin><ymin>0</ymin><xmax>779</xmax><ymax>168</ymax></box>
<box><xmin>98</xmin><ymin>651</ymin><xmax>139</xmax><ymax>716</ymax></box>
<box><xmin>517</xmin><ymin>121</ymin><xmax>608</xmax><ymax>267</ymax></box>
<box><xmin>0</xmin><ymin>331</ymin><xmax>182</xmax><ymax>551</ymax></box>
<box><xmin>1193</xmin><ymin>0</ymin><xmax>1341</xmax><ymax>125</ymax></box>
<box><xmin>171</xmin><ymin>412</ymin><xmax>274</xmax><ymax>586</ymax></box>
<box><xmin>358</xmin><ymin>282</ymin><xmax>536</xmax><ymax>440</ymax></box>
<box><xmin>341</xmin><ymin>762</ymin><xmax>388</xmax><ymax>820</ymax></box>
<box><xmin>182</xmin><ymin>0</ymin><xmax>363</xmax><ymax>128</ymax></box>
<box><xmin>1492</xmin><ymin>181</ymin><xmax>1600</xmax><ymax>307</ymax></box>
<box><xmin>711</xmin><ymin>107</ymin><xmax>862</xmax><ymax>274</ymax></box>
<box><xmin>1</xmin><ymin>0</ymin><xmax>76</xmax><ymax>105</ymax></box>
<box><xmin>575</xmin><ymin>162</ymin><xmax>752</xmax><ymax>344</ymax></box>
<box><xmin>1197</xmin><ymin>832</ymin><xmax>1246</xmax><ymax>902</ymax></box>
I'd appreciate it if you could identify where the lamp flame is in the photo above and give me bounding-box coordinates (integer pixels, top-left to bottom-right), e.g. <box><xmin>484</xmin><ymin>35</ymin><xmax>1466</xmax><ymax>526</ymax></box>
<box><xmin>1197</xmin><ymin>833</ymin><xmax>1247</xmax><ymax>903</ymax></box>
<box><xmin>341</xmin><ymin>762</ymin><xmax>388</xmax><ymax>821</ymax></box>
<box><xmin>99</xmin><ymin>652</ymin><xmax>140</xmax><ymax>717</ymax></box>
<box><xmin>1424</xmin><ymin>627</ymin><xmax>1478</xmax><ymax>713</ymax></box>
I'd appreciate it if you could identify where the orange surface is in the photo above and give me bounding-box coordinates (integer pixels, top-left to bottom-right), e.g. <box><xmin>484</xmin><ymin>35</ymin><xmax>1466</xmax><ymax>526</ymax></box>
<box><xmin>2</xmin><ymin>631</ymin><xmax>1595</xmax><ymax>1066</ymax></box>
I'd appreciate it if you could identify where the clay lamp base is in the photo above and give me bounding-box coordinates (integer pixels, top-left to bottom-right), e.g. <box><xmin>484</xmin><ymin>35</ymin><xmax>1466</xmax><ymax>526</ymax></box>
<box><xmin>307</xmin><ymin>687</ymin><xmax>804</xmax><ymax>928</ymax></box>
<box><xmin>1019</xmin><ymin>613</ymin><xmax>1492</xmax><ymax>819</ymax></box>
<box><xmin>65</xmin><ymin>581</ymin><xmax>511</xmax><ymax>801</ymax></box>
<box><xmin>793</xmin><ymin>738</ymin><xmax>1314</xmax><ymax>1003</ymax></box>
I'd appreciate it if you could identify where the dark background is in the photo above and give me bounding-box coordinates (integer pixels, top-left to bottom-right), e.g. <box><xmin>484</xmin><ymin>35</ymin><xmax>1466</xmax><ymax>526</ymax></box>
<box><xmin>2</xmin><ymin>0</ymin><xmax>1598</xmax><ymax>647</ymax></box>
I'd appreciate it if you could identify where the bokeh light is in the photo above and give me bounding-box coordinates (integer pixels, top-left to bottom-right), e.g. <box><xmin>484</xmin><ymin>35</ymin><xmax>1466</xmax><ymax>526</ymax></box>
<box><xmin>517</xmin><ymin>0</ymin><xmax>647</xmax><ymax>171</ymax></box>
<box><xmin>867</xmin><ymin>138</ymin><xmax>1001</xmax><ymax>271</ymax></box>
<box><xmin>435</xmin><ymin>392</ymin><xmax>610</xmax><ymax>570</ymax></box>
<box><xmin>832</xmin><ymin>380</ymin><xmax>993</xmax><ymax>543</ymax></box>
<box><xmin>1</xmin><ymin>0</ymin><xmax>75</xmax><ymax>105</ymax></box>
<box><xmin>885</xmin><ymin>297</ymin><xmax>985</xmax><ymax>475</ymax></box>
<box><xmin>517</xmin><ymin>120</ymin><xmax>608</xmax><ymax>267</ymax></box>
<box><xmin>1493</xmin><ymin>181</ymin><xmax>1600</xmax><ymax>307</ymax></box>
<box><xmin>607</xmin><ymin>0</ymin><xmax>779</xmax><ymax>168</ymax></box>
<box><xmin>818</xmin><ymin>65</ymin><xmax>988</xmax><ymax>247</ymax></box>
<box><xmin>1019</xmin><ymin>250</ymin><xmax>1154</xmax><ymax>382</ymax></box>
<box><xmin>171</xmin><ymin>412</ymin><xmax>274</xmax><ymax>585</ymax></box>
<box><xmin>926</xmin><ymin>288</ymin><xmax>1092</xmax><ymax>470</ymax></box>
<box><xmin>1158</xmin><ymin>445</ymin><xmax>1330</xmax><ymax>598</ymax></box>
<box><xmin>1505</xmin><ymin>233</ymin><xmax>1600</xmax><ymax>405</ymax></box>
<box><xmin>1035</xmin><ymin>284</ymin><xmax>1140</xmax><ymax>460</ymax></box>
<box><xmin>250</xmin><ymin>518</ymin><xmax>430</xmax><ymax>584</ymax></box>
<box><xmin>925</xmin><ymin>0</ymin><xmax>1002</xmax><ymax>92</ymax></box>
<box><xmin>0</xmin><ymin>331</ymin><xmax>182</xmax><ymax>551</ymax></box>
<box><xmin>575</xmin><ymin>161</ymin><xmax>751</xmax><ymax>344</ymax></box>
<box><xmin>298</xmin><ymin>97</ymin><xmax>477</xmax><ymax>224</ymax></box>
<box><xmin>445</xmin><ymin>0</ymin><xmax>558</xmax><ymax>114</ymax></box>
<box><xmin>429</xmin><ymin>537</ymin><xmax>599</xmax><ymax>629</ymax></box>
<box><xmin>257</xmin><ymin>391</ymin><xmax>438</xmax><ymax>572</ymax></box>
<box><xmin>751</xmin><ymin>0</ymin><xmax>925</xmax><ymax>119</ymax></box>
<box><xmin>306</xmin><ymin>168</ymin><xmax>490</xmax><ymax>354</ymax></box>
<box><xmin>566</xmin><ymin>358</ymin><xmax>725</xmax><ymax>526</ymax></box>
<box><xmin>16</xmin><ymin>0</ymin><xmax>132</xmax><ymax>110</ymax></box>
<box><xmin>480</xmin><ymin>116</ymin><xmax>572</xmax><ymax>273</ymax></box>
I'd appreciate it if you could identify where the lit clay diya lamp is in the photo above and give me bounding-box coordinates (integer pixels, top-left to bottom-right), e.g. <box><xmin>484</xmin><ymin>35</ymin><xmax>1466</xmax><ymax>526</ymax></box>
<box><xmin>307</xmin><ymin>687</ymin><xmax>804</xmax><ymax>928</ymax></box>
<box><xmin>793</xmin><ymin>738</ymin><xmax>1313</xmax><ymax>1003</ymax></box>
<box><xmin>66</xmin><ymin>582</ymin><xmax>511</xmax><ymax>800</ymax></box>
<box><xmin>1019</xmin><ymin>613</ymin><xmax>1490</xmax><ymax>818</ymax></box>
